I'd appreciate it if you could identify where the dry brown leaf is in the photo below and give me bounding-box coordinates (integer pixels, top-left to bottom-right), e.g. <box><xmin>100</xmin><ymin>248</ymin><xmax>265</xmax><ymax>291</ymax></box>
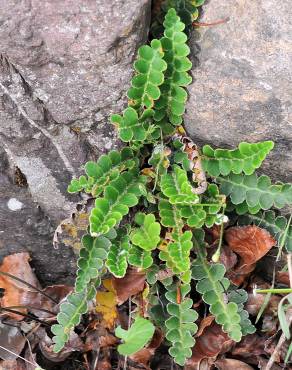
<box><xmin>231</xmin><ymin>334</ymin><xmax>266</xmax><ymax>362</ymax></box>
<box><xmin>215</xmin><ymin>358</ymin><xmax>254</xmax><ymax>369</ymax></box>
<box><xmin>0</xmin><ymin>321</ymin><xmax>25</xmax><ymax>361</ymax></box>
<box><xmin>276</xmin><ymin>271</ymin><xmax>290</xmax><ymax>286</ymax></box>
<box><xmin>112</xmin><ymin>268</ymin><xmax>145</xmax><ymax>305</ymax></box>
<box><xmin>225</xmin><ymin>226</ymin><xmax>276</xmax><ymax>285</ymax></box>
<box><xmin>0</xmin><ymin>253</ymin><xmax>41</xmax><ymax>320</ymax></box>
<box><xmin>85</xmin><ymin>327</ymin><xmax>118</xmax><ymax>352</ymax></box>
<box><xmin>195</xmin><ymin>315</ymin><xmax>215</xmax><ymax>337</ymax></box>
<box><xmin>0</xmin><ymin>359</ymin><xmax>26</xmax><ymax>370</ymax></box>
<box><xmin>185</xmin><ymin>322</ymin><xmax>234</xmax><ymax>369</ymax></box>
<box><xmin>225</xmin><ymin>225</ymin><xmax>276</xmax><ymax>265</ymax></box>
<box><xmin>219</xmin><ymin>245</ymin><xmax>238</xmax><ymax>272</ymax></box>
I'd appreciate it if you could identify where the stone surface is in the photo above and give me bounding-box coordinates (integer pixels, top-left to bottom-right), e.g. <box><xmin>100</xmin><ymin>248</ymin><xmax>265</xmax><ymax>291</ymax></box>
<box><xmin>0</xmin><ymin>0</ymin><xmax>151</xmax><ymax>284</ymax></box>
<box><xmin>186</xmin><ymin>0</ymin><xmax>292</xmax><ymax>182</ymax></box>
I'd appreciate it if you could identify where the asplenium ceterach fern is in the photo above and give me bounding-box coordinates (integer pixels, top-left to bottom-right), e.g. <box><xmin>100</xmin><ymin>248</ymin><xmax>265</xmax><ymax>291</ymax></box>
<box><xmin>52</xmin><ymin>6</ymin><xmax>291</xmax><ymax>365</ymax></box>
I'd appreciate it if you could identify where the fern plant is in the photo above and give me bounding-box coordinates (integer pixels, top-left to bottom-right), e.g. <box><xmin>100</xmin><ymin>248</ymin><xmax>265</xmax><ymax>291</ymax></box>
<box><xmin>51</xmin><ymin>6</ymin><xmax>292</xmax><ymax>366</ymax></box>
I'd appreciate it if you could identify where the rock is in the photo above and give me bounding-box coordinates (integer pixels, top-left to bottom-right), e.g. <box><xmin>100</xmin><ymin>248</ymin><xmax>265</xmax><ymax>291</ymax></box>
<box><xmin>186</xmin><ymin>0</ymin><xmax>292</xmax><ymax>182</ymax></box>
<box><xmin>0</xmin><ymin>0</ymin><xmax>151</xmax><ymax>284</ymax></box>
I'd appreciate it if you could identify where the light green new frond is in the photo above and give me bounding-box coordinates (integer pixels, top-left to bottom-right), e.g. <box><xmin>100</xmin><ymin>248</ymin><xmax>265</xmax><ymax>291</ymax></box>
<box><xmin>154</xmin><ymin>8</ymin><xmax>192</xmax><ymax>133</ymax></box>
<box><xmin>158</xmin><ymin>199</ymin><xmax>184</xmax><ymax>228</ymax></box>
<box><xmin>160</xmin><ymin>165</ymin><xmax>199</xmax><ymax>204</ymax></box>
<box><xmin>111</xmin><ymin>107</ymin><xmax>153</xmax><ymax>142</ymax></box>
<box><xmin>130</xmin><ymin>213</ymin><xmax>161</xmax><ymax>250</ymax></box>
<box><xmin>192</xmin><ymin>230</ymin><xmax>242</xmax><ymax>342</ymax></box>
<box><xmin>127</xmin><ymin>39</ymin><xmax>167</xmax><ymax>109</ymax></box>
<box><xmin>90</xmin><ymin>170</ymin><xmax>146</xmax><ymax>236</ymax></box>
<box><xmin>52</xmin><ymin>285</ymin><xmax>96</xmax><ymax>352</ymax></box>
<box><xmin>67</xmin><ymin>148</ymin><xmax>136</xmax><ymax>195</ymax></box>
<box><xmin>128</xmin><ymin>245</ymin><xmax>153</xmax><ymax>269</ymax></box>
<box><xmin>75</xmin><ymin>235</ymin><xmax>111</xmax><ymax>293</ymax></box>
<box><xmin>202</xmin><ymin>141</ymin><xmax>274</xmax><ymax>176</ymax></box>
<box><xmin>217</xmin><ymin>172</ymin><xmax>292</xmax><ymax>212</ymax></box>
<box><xmin>165</xmin><ymin>283</ymin><xmax>198</xmax><ymax>366</ymax></box>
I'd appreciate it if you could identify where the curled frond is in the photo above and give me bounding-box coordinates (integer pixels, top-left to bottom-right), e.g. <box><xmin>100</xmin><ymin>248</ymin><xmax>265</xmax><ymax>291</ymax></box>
<box><xmin>106</xmin><ymin>232</ymin><xmax>130</xmax><ymax>278</ymax></box>
<box><xmin>160</xmin><ymin>165</ymin><xmax>199</xmax><ymax>204</ymax></box>
<box><xmin>75</xmin><ymin>235</ymin><xmax>111</xmax><ymax>293</ymax></box>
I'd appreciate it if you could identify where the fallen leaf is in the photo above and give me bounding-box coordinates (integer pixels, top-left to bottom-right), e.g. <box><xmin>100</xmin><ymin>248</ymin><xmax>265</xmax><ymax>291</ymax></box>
<box><xmin>215</xmin><ymin>358</ymin><xmax>254</xmax><ymax>369</ymax></box>
<box><xmin>0</xmin><ymin>321</ymin><xmax>25</xmax><ymax>360</ymax></box>
<box><xmin>231</xmin><ymin>334</ymin><xmax>266</xmax><ymax>362</ymax></box>
<box><xmin>219</xmin><ymin>245</ymin><xmax>238</xmax><ymax>272</ymax></box>
<box><xmin>96</xmin><ymin>279</ymin><xmax>118</xmax><ymax>329</ymax></box>
<box><xmin>53</xmin><ymin>199</ymin><xmax>94</xmax><ymax>252</ymax></box>
<box><xmin>36</xmin><ymin>327</ymin><xmax>84</xmax><ymax>362</ymax></box>
<box><xmin>0</xmin><ymin>359</ymin><xmax>26</xmax><ymax>370</ymax></box>
<box><xmin>245</xmin><ymin>292</ymin><xmax>280</xmax><ymax>317</ymax></box>
<box><xmin>195</xmin><ymin>315</ymin><xmax>215</xmax><ymax>337</ymax></box>
<box><xmin>0</xmin><ymin>253</ymin><xmax>41</xmax><ymax>320</ymax></box>
<box><xmin>112</xmin><ymin>268</ymin><xmax>145</xmax><ymax>305</ymax></box>
<box><xmin>225</xmin><ymin>226</ymin><xmax>276</xmax><ymax>265</ymax></box>
<box><xmin>225</xmin><ymin>226</ymin><xmax>276</xmax><ymax>285</ymax></box>
<box><xmin>276</xmin><ymin>271</ymin><xmax>290</xmax><ymax>286</ymax></box>
<box><xmin>129</xmin><ymin>328</ymin><xmax>163</xmax><ymax>369</ymax></box>
<box><xmin>185</xmin><ymin>322</ymin><xmax>234</xmax><ymax>368</ymax></box>
<box><xmin>85</xmin><ymin>327</ymin><xmax>118</xmax><ymax>352</ymax></box>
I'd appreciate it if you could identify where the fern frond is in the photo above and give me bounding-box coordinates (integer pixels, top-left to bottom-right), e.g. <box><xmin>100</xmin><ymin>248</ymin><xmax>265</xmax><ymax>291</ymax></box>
<box><xmin>227</xmin><ymin>289</ymin><xmax>256</xmax><ymax>335</ymax></box>
<box><xmin>111</xmin><ymin>107</ymin><xmax>153</xmax><ymax>142</ymax></box>
<box><xmin>192</xmin><ymin>230</ymin><xmax>242</xmax><ymax>341</ymax></box>
<box><xmin>67</xmin><ymin>148</ymin><xmax>136</xmax><ymax>195</ymax></box>
<box><xmin>75</xmin><ymin>235</ymin><xmax>111</xmax><ymax>293</ymax></box>
<box><xmin>151</xmin><ymin>0</ymin><xmax>205</xmax><ymax>38</ymax></box>
<box><xmin>217</xmin><ymin>172</ymin><xmax>292</xmax><ymax>211</ymax></box>
<box><xmin>202</xmin><ymin>141</ymin><xmax>274</xmax><ymax>177</ymax></box>
<box><xmin>106</xmin><ymin>233</ymin><xmax>130</xmax><ymax>278</ymax></box>
<box><xmin>128</xmin><ymin>245</ymin><xmax>153</xmax><ymax>269</ymax></box>
<box><xmin>165</xmin><ymin>283</ymin><xmax>198</xmax><ymax>366</ymax></box>
<box><xmin>160</xmin><ymin>165</ymin><xmax>199</xmax><ymax>204</ymax></box>
<box><xmin>52</xmin><ymin>285</ymin><xmax>96</xmax><ymax>352</ymax></box>
<box><xmin>127</xmin><ymin>39</ymin><xmax>167</xmax><ymax>110</ymax></box>
<box><xmin>158</xmin><ymin>199</ymin><xmax>184</xmax><ymax>228</ymax></box>
<box><xmin>90</xmin><ymin>170</ymin><xmax>146</xmax><ymax>236</ymax></box>
<box><xmin>130</xmin><ymin>213</ymin><xmax>161</xmax><ymax>250</ymax></box>
<box><xmin>159</xmin><ymin>230</ymin><xmax>192</xmax><ymax>274</ymax></box>
<box><xmin>154</xmin><ymin>8</ymin><xmax>192</xmax><ymax>133</ymax></box>
<box><xmin>238</xmin><ymin>210</ymin><xmax>292</xmax><ymax>252</ymax></box>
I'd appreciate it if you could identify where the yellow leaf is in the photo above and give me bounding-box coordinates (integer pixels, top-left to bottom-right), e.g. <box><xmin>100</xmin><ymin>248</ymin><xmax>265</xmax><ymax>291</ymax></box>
<box><xmin>96</xmin><ymin>279</ymin><xmax>118</xmax><ymax>329</ymax></box>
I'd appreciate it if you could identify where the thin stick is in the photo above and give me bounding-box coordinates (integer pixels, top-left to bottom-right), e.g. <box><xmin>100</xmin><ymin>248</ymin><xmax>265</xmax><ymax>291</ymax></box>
<box><xmin>0</xmin><ymin>307</ymin><xmax>51</xmax><ymax>326</ymax></box>
<box><xmin>0</xmin><ymin>344</ymin><xmax>38</xmax><ymax>367</ymax></box>
<box><xmin>0</xmin><ymin>271</ymin><xmax>58</xmax><ymax>304</ymax></box>
<box><xmin>264</xmin><ymin>309</ymin><xmax>292</xmax><ymax>370</ymax></box>
<box><xmin>3</xmin><ymin>305</ymin><xmax>55</xmax><ymax>316</ymax></box>
<box><xmin>193</xmin><ymin>17</ymin><xmax>230</xmax><ymax>27</ymax></box>
<box><xmin>123</xmin><ymin>297</ymin><xmax>132</xmax><ymax>370</ymax></box>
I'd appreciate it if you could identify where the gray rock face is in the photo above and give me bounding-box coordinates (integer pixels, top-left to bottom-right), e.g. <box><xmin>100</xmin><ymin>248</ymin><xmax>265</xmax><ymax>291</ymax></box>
<box><xmin>0</xmin><ymin>0</ymin><xmax>151</xmax><ymax>284</ymax></box>
<box><xmin>186</xmin><ymin>0</ymin><xmax>292</xmax><ymax>182</ymax></box>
